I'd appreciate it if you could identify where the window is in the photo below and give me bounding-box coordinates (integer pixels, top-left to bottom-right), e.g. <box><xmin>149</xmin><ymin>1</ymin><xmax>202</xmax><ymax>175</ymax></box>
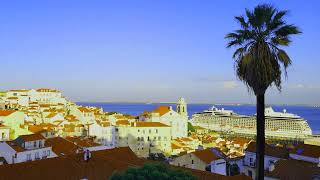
<box><xmin>39</xmin><ymin>141</ymin><xmax>43</xmax><ymax>148</ymax></box>
<box><xmin>26</xmin><ymin>154</ymin><xmax>31</xmax><ymax>161</ymax></box>
<box><xmin>149</xmin><ymin>129</ymin><xmax>151</xmax><ymax>134</ymax></box>
<box><xmin>42</xmin><ymin>151</ymin><xmax>46</xmax><ymax>157</ymax></box>
<box><xmin>34</xmin><ymin>141</ymin><xmax>37</xmax><ymax>147</ymax></box>
<box><xmin>35</xmin><ymin>152</ymin><xmax>40</xmax><ymax>159</ymax></box>
<box><xmin>47</xmin><ymin>150</ymin><xmax>50</xmax><ymax>156</ymax></box>
<box><xmin>192</xmin><ymin>160</ymin><xmax>194</xmax><ymax>164</ymax></box>
<box><xmin>158</xmin><ymin>136</ymin><xmax>161</xmax><ymax>141</ymax></box>
<box><xmin>148</xmin><ymin>136</ymin><xmax>150</xmax><ymax>141</ymax></box>
<box><xmin>156</xmin><ymin>129</ymin><xmax>158</xmax><ymax>133</ymax></box>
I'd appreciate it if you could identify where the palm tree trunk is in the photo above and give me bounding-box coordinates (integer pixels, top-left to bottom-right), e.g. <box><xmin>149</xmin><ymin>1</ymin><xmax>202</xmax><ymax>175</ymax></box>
<box><xmin>256</xmin><ymin>94</ymin><xmax>265</xmax><ymax>180</ymax></box>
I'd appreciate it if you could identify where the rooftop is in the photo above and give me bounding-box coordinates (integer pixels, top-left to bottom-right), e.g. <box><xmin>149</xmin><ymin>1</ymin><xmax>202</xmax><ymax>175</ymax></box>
<box><xmin>266</xmin><ymin>159</ymin><xmax>320</xmax><ymax>180</ymax></box>
<box><xmin>0</xmin><ymin>110</ymin><xmax>16</xmax><ymax>117</ymax></box>
<box><xmin>191</xmin><ymin>149</ymin><xmax>221</xmax><ymax>164</ymax></box>
<box><xmin>131</xmin><ymin>122</ymin><xmax>170</xmax><ymax>127</ymax></box>
<box><xmin>152</xmin><ymin>106</ymin><xmax>172</xmax><ymax>116</ymax></box>
<box><xmin>45</xmin><ymin>137</ymin><xmax>81</xmax><ymax>156</ymax></box>
<box><xmin>18</xmin><ymin>134</ymin><xmax>46</xmax><ymax>142</ymax></box>
<box><xmin>0</xmin><ymin>147</ymin><xmax>249</xmax><ymax>180</ymax></box>
<box><xmin>290</xmin><ymin>143</ymin><xmax>320</xmax><ymax>158</ymax></box>
<box><xmin>246</xmin><ymin>142</ymin><xmax>289</xmax><ymax>159</ymax></box>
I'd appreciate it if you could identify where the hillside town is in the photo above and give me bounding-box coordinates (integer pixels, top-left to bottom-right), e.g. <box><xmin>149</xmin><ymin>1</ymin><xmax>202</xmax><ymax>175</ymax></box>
<box><xmin>0</xmin><ymin>88</ymin><xmax>319</xmax><ymax>179</ymax></box>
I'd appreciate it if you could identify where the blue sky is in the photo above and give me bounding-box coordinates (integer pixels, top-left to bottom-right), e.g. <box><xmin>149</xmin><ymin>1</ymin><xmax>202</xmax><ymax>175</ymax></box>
<box><xmin>1</xmin><ymin>0</ymin><xmax>319</xmax><ymax>105</ymax></box>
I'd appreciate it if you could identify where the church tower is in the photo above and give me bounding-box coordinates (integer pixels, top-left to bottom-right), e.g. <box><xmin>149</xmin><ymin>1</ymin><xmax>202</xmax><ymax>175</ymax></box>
<box><xmin>177</xmin><ymin>97</ymin><xmax>188</xmax><ymax>117</ymax></box>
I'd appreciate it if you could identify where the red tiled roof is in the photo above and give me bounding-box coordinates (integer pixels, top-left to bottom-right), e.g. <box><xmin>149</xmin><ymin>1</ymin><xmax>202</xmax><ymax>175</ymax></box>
<box><xmin>266</xmin><ymin>159</ymin><xmax>320</xmax><ymax>180</ymax></box>
<box><xmin>18</xmin><ymin>134</ymin><xmax>45</xmax><ymax>142</ymax></box>
<box><xmin>246</xmin><ymin>142</ymin><xmax>289</xmax><ymax>158</ymax></box>
<box><xmin>45</xmin><ymin>137</ymin><xmax>81</xmax><ymax>156</ymax></box>
<box><xmin>65</xmin><ymin>137</ymin><xmax>101</xmax><ymax>148</ymax></box>
<box><xmin>0</xmin><ymin>147</ymin><xmax>250</xmax><ymax>180</ymax></box>
<box><xmin>191</xmin><ymin>149</ymin><xmax>221</xmax><ymax>164</ymax></box>
<box><xmin>132</xmin><ymin>122</ymin><xmax>170</xmax><ymax>127</ymax></box>
<box><xmin>6</xmin><ymin>141</ymin><xmax>25</xmax><ymax>152</ymax></box>
<box><xmin>290</xmin><ymin>143</ymin><xmax>320</xmax><ymax>158</ymax></box>
<box><xmin>153</xmin><ymin>106</ymin><xmax>171</xmax><ymax>116</ymax></box>
<box><xmin>0</xmin><ymin>110</ymin><xmax>16</xmax><ymax>116</ymax></box>
<box><xmin>78</xmin><ymin>107</ymin><xmax>92</xmax><ymax>113</ymax></box>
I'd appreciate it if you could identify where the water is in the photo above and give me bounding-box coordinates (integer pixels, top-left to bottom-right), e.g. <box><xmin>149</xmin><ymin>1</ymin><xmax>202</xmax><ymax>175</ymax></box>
<box><xmin>77</xmin><ymin>102</ymin><xmax>320</xmax><ymax>135</ymax></box>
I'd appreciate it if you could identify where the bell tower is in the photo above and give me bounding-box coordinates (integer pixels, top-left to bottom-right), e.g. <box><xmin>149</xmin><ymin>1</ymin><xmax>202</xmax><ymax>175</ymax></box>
<box><xmin>177</xmin><ymin>97</ymin><xmax>188</xmax><ymax>117</ymax></box>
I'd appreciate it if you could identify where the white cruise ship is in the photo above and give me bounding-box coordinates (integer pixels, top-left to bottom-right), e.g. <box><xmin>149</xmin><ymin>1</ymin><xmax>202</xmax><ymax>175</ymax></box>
<box><xmin>191</xmin><ymin>106</ymin><xmax>312</xmax><ymax>139</ymax></box>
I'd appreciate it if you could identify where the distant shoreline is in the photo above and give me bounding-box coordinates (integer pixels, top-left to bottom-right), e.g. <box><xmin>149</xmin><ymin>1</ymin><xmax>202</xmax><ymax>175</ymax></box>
<box><xmin>76</xmin><ymin>101</ymin><xmax>319</xmax><ymax>107</ymax></box>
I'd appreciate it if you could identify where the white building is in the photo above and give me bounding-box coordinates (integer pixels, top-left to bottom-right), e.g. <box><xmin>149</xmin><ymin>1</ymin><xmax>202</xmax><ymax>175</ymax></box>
<box><xmin>116</xmin><ymin>121</ymin><xmax>172</xmax><ymax>157</ymax></box>
<box><xmin>70</xmin><ymin>106</ymin><xmax>96</xmax><ymax>124</ymax></box>
<box><xmin>0</xmin><ymin>134</ymin><xmax>56</xmax><ymax>164</ymax></box>
<box><xmin>243</xmin><ymin>142</ymin><xmax>289</xmax><ymax>179</ymax></box>
<box><xmin>0</xmin><ymin>110</ymin><xmax>30</xmax><ymax>139</ymax></box>
<box><xmin>170</xmin><ymin>148</ymin><xmax>227</xmax><ymax>175</ymax></box>
<box><xmin>89</xmin><ymin>121</ymin><xmax>116</xmax><ymax>148</ymax></box>
<box><xmin>0</xmin><ymin>125</ymin><xmax>10</xmax><ymax>141</ymax></box>
<box><xmin>141</xmin><ymin>100</ymin><xmax>188</xmax><ymax>139</ymax></box>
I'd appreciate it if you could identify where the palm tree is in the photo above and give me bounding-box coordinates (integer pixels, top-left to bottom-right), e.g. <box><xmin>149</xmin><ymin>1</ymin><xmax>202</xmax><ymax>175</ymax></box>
<box><xmin>225</xmin><ymin>4</ymin><xmax>301</xmax><ymax>180</ymax></box>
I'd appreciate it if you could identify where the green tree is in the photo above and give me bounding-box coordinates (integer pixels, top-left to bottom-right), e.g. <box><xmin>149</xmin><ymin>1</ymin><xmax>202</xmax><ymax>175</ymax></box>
<box><xmin>225</xmin><ymin>4</ymin><xmax>301</xmax><ymax>180</ymax></box>
<box><xmin>187</xmin><ymin>122</ymin><xmax>195</xmax><ymax>133</ymax></box>
<box><xmin>110</xmin><ymin>163</ymin><xmax>196</xmax><ymax>180</ymax></box>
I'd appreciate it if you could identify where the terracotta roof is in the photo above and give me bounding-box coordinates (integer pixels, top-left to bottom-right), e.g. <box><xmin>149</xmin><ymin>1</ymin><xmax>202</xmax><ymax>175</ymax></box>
<box><xmin>246</xmin><ymin>142</ymin><xmax>289</xmax><ymax>159</ymax></box>
<box><xmin>290</xmin><ymin>143</ymin><xmax>320</xmax><ymax>158</ymax></box>
<box><xmin>0</xmin><ymin>147</ymin><xmax>249</xmax><ymax>180</ymax></box>
<box><xmin>45</xmin><ymin>112</ymin><xmax>57</xmax><ymax>118</ymax></box>
<box><xmin>171</xmin><ymin>143</ymin><xmax>183</xmax><ymax>150</ymax></box>
<box><xmin>78</xmin><ymin>107</ymin><xmax>92</xmax><ymax>113</ymax></box>
<box><xmin>65</xmin><ymin>137</ymin><xmax>101</xmax><ymax>148</ymax></box>
<box><xmin>28</xmin><ymin>124</ymin><xmax>54</xmax><ymax>133</ymax></box>
<box><xmin>65</xmin><ymin>115</ymin><xmax>76</xmax><ymax>119</ymax></box>
<box><xmin>40</xmin><ymin>104</ymin><xmax>51</xmax><ymax>108</ymax></box>
<box><xmin>266</xmin><ymin>159</ymin><xmax>320</xmax><ymax>180</ymax></box>
<box><xmin>97</xmin><ymin>121</ymin><xmax>111</xmax><ymax>127</ymax></box>
<box><xmin>153</xmin><ymin>106</ymin><xmax>171</xmax><ymax>116</ymax></box>
<box><xmin>18</xmin><ymin>134</ymin><xmax>46</xmax><ymax>142</ymax></box>
<box><xmin>5</xmin><ymin>141</ymin><xmax>25</xmax><ymax>152</ymax></box>
<box><xmin>45</xmin><ymin>137</ymin><xmax>81</xmax><ymax>156</ymax></box>
<box><xmin>9</xmin><ymin>89</ymin><xmax>30</xmax><ymax>92</ymax></box>
<box><xmin>131</xmin><ymin>122</ymin><xmax>170</xmax><ymax>127</ymax></box>
<box><xmin>0</xmin><ymin>124</ymin><xmax>9</xmax><ymax>128</ymax></box>
<box><xmin>116</xmin><ymin>120</ymin><xmax>130</xmax><ymax>126</ymax></box>
<box><xmin>191</xmin><ymin>149</ymin><xmax>221</xmax><ymax>164</ymax></box>
<box><xmin>0</xmin><ymin>110</ymin><xmax>16</xmax><ymax>116</ymax></box>
<box><xmin>36</xmin><ymin>88</ymin><xmax>60</xmax><ymax>92</ymax></box>
<box><xmin>232</xmin><ymin>137</ymin><xmax>251</xmax><ymax>146</ymax></box>
<box><xmin>180</xmin><ymin>137</ymin><xmax>193</xmax><ymax>142</ymax></box>
<box><xmin>7</xmin><ymin>97</ymin><xmax>18</xmax><ymax>100</ymax></box>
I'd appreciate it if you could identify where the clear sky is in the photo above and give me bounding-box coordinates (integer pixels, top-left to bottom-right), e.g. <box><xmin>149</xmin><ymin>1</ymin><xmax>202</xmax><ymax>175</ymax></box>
<box><xmin>1</xmin><ymin>0</ymin><xmax>319</xmax><ymax>105</ymax></box>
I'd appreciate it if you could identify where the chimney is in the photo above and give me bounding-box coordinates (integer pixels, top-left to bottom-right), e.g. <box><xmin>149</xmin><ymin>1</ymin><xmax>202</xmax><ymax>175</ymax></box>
<box><xmin>83</xmin><ymin>149</ymin><xmax>92</xmax><ymax>162</ymax></box>
<box><xmin>169</xmin><ymin>106</ymin><xmax>173</xmax><ymax>111</ymax></box>
<box><xmin>269</xmin><ymin>162</ymin><xmax>275</xmax><ymax>172</ymax></box>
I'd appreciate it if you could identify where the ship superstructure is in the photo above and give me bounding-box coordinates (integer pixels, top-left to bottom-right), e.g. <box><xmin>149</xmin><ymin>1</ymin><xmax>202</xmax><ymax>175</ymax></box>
<box><xmin>191</xmin><ymin>106</ymin><xmax>312</xmax><ymax>139</ymax></box>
